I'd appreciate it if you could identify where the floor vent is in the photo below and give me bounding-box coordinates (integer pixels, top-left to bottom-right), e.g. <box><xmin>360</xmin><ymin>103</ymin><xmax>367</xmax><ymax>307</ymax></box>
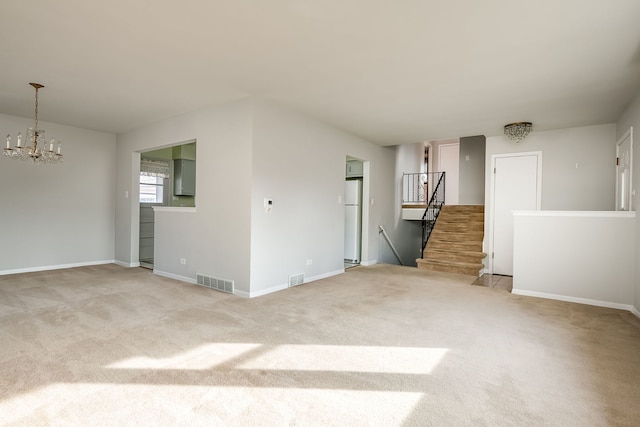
<box><xmin>196</xmin><ymin>273</ymin><xmax>234</xmax><ymax>294</ymax></box>
<box><xmin>288</xmin><ymin>273</ymin><xmax>305</xmax><ymax>287</ymax></box>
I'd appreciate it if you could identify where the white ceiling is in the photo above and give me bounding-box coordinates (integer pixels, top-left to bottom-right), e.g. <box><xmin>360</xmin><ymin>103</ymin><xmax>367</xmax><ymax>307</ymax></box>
<box><xmin>1</xmin><ymin>0</ymin><xmax>640</xmax><ymax>146</ymax></box>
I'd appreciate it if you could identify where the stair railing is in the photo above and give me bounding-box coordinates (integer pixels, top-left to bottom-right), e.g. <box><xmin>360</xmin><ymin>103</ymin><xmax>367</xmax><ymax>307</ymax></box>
<box><xmin>402</xmin><ymin>172</ymin><xmax>442</xmax><ymax>205</ymax></box>
<box><xmin>421</xmin><ymin>172</ymin><xmax>445</xmax><ymax>255</ymax></box>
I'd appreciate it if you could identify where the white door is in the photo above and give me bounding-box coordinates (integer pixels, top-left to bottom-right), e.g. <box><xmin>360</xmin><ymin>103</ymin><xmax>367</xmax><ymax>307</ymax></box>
<box><xmin>491</xmin><ymin>153</ymin><xmax>541</xmax><ymax>276</ymax></box>
<box><xmin>439</xmin><ymin>143</ymin><xmax>459</xmax><ymax>205</ymax></box>
<box><xmin>616</xmin><ymin>127</ymin><xmax>633</xmax><ymax>211</ymax></box>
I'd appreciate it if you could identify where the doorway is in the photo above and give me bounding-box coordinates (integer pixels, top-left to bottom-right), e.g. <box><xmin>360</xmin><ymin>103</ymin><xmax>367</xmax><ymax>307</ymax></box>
<box><xmin>137</xmin><ymin>141</ymin><xmax>197</xmax><ymax>269</ymax></box>
<box><xmin>345</xmin><ymin>156</ymin><xmax>370</xmax><ymax>268</ymax></box>
<box><xmin>139</xmin><ymin>156</ymin><xmax>170</xmax><ymax>269</ymax></box>
<box><xmin>438</xmin><ymin>143</ymin><xmax>459</xmax><ymax>205</ymax></box>
<box><xmin>616</xmin><ymin>127</ymin><xmax>633</xmax><ymax>211</ymax></box>
<box><xmin>490</xmin><ymin>152</ymin><xmax>542</xmax><ymax>276</ymax></box>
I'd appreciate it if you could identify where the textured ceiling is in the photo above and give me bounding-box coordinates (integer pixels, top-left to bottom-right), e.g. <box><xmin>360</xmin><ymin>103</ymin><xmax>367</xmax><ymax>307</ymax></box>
<box><xmin>1</xmin><ymin>0</ymin><xmax>640</xmax><ymax>145</ymax></box>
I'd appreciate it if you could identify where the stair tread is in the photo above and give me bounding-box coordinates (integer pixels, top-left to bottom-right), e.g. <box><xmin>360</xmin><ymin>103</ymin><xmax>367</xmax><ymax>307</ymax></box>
<box><xmin>425</xmin><ymin>248</ymin><xmax>487</xmax><ymax>258</ymax></box>
<box><xmin>419</xmin><ymin>205</ymin><xmax>485</xmax><ymax>278</ymax></box>
<box><xmin>417</xmin><ymin>258</ymin><xmax>484</xmax><ymax>268</ymax></box>
<box><xmin>430</xmin><ymin>232</ymin><xmax>484</xmax><ymax>239</ymax></box>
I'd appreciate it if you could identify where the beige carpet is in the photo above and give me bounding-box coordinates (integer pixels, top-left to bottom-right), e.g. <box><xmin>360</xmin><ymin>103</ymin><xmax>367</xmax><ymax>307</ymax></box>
<box><xmin>1</xmin><ymin>264</ymin><xmax>639</xmax><ymax>426</ymax></box>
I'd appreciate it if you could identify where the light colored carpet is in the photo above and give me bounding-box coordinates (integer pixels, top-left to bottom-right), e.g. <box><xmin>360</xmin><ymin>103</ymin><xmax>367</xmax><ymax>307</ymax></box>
<box><xmin>1</xmin><ymin>264</ymin><xmax>639</xmax><ymax>426</ymax></box>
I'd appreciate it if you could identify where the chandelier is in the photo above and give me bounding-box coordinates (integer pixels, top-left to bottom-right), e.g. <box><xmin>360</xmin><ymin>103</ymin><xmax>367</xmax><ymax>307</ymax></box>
<box><xmin>504</xmin><ymin>122</ymin><xmax>532</xmax><ymax>143</ymax></box>
<box><xmin>3</xmin><ymin>83</ymin><xmax>63</xmax><ymax>164</ymax></box>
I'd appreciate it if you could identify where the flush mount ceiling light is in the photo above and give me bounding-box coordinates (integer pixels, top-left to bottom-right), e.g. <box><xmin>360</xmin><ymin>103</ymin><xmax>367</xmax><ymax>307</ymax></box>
<box><xmin>504</xmin><ymin>122</ymin><xmax>533</xmax><ymax>143</ymax></box>
<box><xmin>4</xmin><ymin>83</ymin><xmax>63</xmax><ymax>164</ymax></box>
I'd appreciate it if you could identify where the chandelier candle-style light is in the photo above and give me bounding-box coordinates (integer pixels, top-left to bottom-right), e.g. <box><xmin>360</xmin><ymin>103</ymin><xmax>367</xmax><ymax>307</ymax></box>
<box><xmin>4</xmin><ymin>83</ymin><xmax>62</xmax><ymax>164</ymax></box>
<box><xmin>504</xmin><ymin>122</ymin><xmax>533</xmax><ymax>143</ymax></box>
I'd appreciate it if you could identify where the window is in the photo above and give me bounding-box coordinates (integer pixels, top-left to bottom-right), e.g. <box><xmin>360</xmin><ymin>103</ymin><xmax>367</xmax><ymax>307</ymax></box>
<box><xmin>140</xmin><ymin>174</ymin><xmax>164</xmax><ymax>203</ymax></box>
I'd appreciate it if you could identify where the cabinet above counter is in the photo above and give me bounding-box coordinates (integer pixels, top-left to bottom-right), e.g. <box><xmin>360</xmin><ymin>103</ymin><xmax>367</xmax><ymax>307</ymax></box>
<box><xmin>346</xmin><ymin>160</ymin><xmax>363</xmax><ymax>178</ymax></box>
<box><xmin>174</xmin><ymin>159</ymin><xmax>196</xmax><ymax>196</ymax></box>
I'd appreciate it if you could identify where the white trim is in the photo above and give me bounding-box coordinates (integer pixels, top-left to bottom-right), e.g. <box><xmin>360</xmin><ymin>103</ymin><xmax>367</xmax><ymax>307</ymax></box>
<box><xmin>306</xmin><ymin>269</ymin><xmax>344</xmax><ymax>283</ymax></box>
<box><xmin>512</xmin><ymin>210</ymin><xmax>635</xmax><ymax>218</ymax></box>
<box><xmin>152</xmin><ymin>206</ymin><xmax>197</xmax><ymax>213</ymax></box>
<box><xmin>0</xmin><ymin>260</ymin><xmax>115</xmax><ymax>276</ymax></box>
<box><xmin>512</xmin><ymin>289</ymin><xmax>634</xmax><ymax>312</ymax></box>
<box><xmin>488</xmin><ymin>151</ymin><xmax>542</xmax><ymax>274</ymax></box>
<box><xmin>234</xmin><ymin>290</ymin><xmax>250</xmax><ymax>298</ymax></box>
<box><xmin>631</xmin><ymin>306</ymin><xmax>640</xmax><ymax>319</ymax></box>
<box><xmin>153</xmin><ymin>269</ymin><xmax>197</xmax><ymax>284</ymax></box>
<box><xmin>243</xmin><ymin>269</ymin><xmax>345</xmax><ymax>299</ymax></box>
<box><xmin>615</xmin><ymin>126</ymin><xmax>633</xmax><ymax>211</ymax></box>
<box><xmin>249</xmin><ymin>283</ymin><xmax>289</xmax><ymax>298</ymax></box>
<box><xmin>360</xmin><ymin>259</ymin><xmax>377</xmax><ymax>266</ymax></box>
<box><xmin>361</xmin><ymin>160</ymin><xmax>371</xmax><ymax>264</ymax></box>
<box><xmin>114</xmin><ymin>260</ymin><xmax>141</xmax><ymax>268</ymax></box>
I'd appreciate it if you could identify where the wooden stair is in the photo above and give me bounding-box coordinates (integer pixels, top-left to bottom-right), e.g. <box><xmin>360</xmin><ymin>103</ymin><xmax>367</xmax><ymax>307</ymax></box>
<box><xmin>416</xmin><ymin>205</ymin><xmax>486</xmax><ymax>276</ymax></box>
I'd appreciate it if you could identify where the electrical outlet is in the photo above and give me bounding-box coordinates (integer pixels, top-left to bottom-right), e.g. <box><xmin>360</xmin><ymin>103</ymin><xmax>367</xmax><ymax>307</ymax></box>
<box><xmin>306</xmin><ymin>259</ymin><xmax>312</xmax><ymax>266</ymax></box>
<box><xmin>180</xmin><ymin>258</ymin><xmax>186</xmax><ymax>265</ymax></box>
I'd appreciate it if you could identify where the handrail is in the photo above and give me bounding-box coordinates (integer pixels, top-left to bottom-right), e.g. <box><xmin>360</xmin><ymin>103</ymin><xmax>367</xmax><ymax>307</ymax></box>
<box><xmin>379</xmin><ymin>225</ymin><xmax>404</xmax><ymax>265</ymax></box>
<box><xmin>422</xmin><ymin>172</ymin><xmax>445</xmax><ymax>220</ymax></box>
<box><xmin>421</xmin><ymin>172</ymin><xmax>445</xmax><ymax>254</ymax></box>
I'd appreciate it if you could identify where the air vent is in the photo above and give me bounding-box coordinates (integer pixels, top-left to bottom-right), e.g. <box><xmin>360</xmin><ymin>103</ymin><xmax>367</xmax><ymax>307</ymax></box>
<box><xmin>288</xmin><ymin>273</ymin><xmax>305</xmax><ymax>287</ymax></box>
<box><xmin>196</xmin><ymin>273</ymin><xmax>234</xmax><ymax>294</ymax></box>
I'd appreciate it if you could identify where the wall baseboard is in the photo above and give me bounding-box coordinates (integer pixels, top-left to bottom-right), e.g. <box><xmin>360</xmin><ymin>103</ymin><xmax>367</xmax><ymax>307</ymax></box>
<box><xmin>512</xmin><ymin>289</ymin><xmax>635</xmax><ymax>313</ymax></box>
<box><xmin>360</xmin><ymin>259</ymin><xmax>377</xmax><ymax>266</ymax></box>
<box><xmin>246</xmin><ymin>268</ymin><xmax>346</xmax><ymax>299</ymax></box>
<box><xmin>114</xmin><ymin>260</ymin><xmax>140</xmax><ymax>268</ymax></box>
<box><xmin>631</xmin><ymin>306</ymin><xmax>640</xmax><ymax>319</ymax></box>
<box><xmin>249</xmin><ymin>283</ymin><xmax>289</xmax><ymax>299</ymax></box>
<box><xmin>0</xmin><ymin>260</ymin><xmax>115</xmax><ymax>276</ymax></box>
<box><xmin>233</xmin><ymin>289</ymin><xmax>250</xmax><ymax>298</ymax></box>
<box><xmin>153</xmin><ymin>269</ymin><xmax>197</xmax><ymax>285</ymax></box>
<box><xmin>306</xmin><ymin>269</ymin><xmax>344</xmax><ymax>283</ymax></box>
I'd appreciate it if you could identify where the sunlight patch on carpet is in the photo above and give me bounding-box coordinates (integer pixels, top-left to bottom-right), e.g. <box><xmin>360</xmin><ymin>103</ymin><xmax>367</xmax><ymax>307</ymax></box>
<box><xmin>0</xmin><ymin>383</ymin><xmax>424</xmax><ymax>425</ymax></box>
<box><xmin>105</xmin><ymin>343</ymin><xmax>448</xmax><ymax>375</ymax></box>
<box><xmin>236</xmin><ymin>345</ymin><xmax>448</xmax><ymax>374</ymax></box>
<box><xmin>106</xmin><ymin>343</ymin><xmax>262</xmax><ymax>370</ymax></box>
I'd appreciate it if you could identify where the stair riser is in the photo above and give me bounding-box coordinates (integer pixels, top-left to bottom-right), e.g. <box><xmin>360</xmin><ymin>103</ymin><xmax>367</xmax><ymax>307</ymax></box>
<box><xmin>416</xmin><ymin>261</ymin><xmax>482</xmax><ymax>277</ymax></box>
<box><xmin>430</xmin><ymin>231</ymin><xmax>484</xmax><ymax>241</ymax></box>
<box><xmin>438</xmin><ymin>214</ymin><xmax>485</xmax><ymax>222</ymax></box>
<box><xmin>441</xmin><ymin>206</ymin><xmax>484</xmax><ymax>214</ymax></box>
<box><xmin>424</xmin><ymin>251</ymin><xmax>486</xmax><ymax>263</ymax></box>
<box><xmin>427</xmin><ymin>241</ymin><xmax>483</xmax><ymax>251</ymax></box>
<box><xmin>435</xmin><ymin>223</ymin><xmax>484</xmax><ymax>232</ymax></box>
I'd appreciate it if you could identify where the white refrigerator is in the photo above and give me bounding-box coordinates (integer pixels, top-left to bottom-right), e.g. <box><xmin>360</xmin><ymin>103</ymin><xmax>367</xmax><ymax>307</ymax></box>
<box><xmin>344</xmin><ymin>179</ymin><xmax>362</xmax><ymax>263</ymax></box>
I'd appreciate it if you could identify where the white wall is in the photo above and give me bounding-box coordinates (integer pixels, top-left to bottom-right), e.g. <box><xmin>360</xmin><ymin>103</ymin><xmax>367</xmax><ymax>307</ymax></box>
<box><xmin>483</xmin><ymin>124</ymin><xmax>617</xmax><ymax>272</ymax></box>
<box><xmin>115</xmin><ymin>100</ymin><xmax>254</xmax><ymax>293</ymax></box>
<box><xmin>485</xmin><ymin>124</ymin><xmax>616</xmax><ymax>211</ymax></box>
<box><xmin>616</xmin><ymin>88</ymin><xmax>640</xmax><ymax>315</ymax></box>
<box><xmin>250</xmin><ymin>100</ymin><xmax>398</xmax><ymax>294</ymax></box>
<box><xmin>0</xmin><ymin>113</ymin><xmax>116</xmax><ymax>273</ymax></box>
<box><xmin>513</xmin><ymin>211</ymin><xmax>635</xmax><ymax>309</ymax></box>
<box><xmin>115</xmin><ymin>98</ymin><xmax>401</xmax><ymax>296</ymax></box>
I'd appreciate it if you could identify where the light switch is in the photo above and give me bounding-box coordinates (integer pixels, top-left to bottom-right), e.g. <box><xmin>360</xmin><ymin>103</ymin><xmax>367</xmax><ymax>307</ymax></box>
<box><xmin>264</xmin><ymin>198</ymin><xmax>273</xmax><ymax>213</ymax></box>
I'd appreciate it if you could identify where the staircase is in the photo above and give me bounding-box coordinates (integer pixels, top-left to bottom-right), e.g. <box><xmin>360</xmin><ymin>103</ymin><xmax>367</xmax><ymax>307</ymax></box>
<box><xmin>416</xmin><ymin>205</ymin><xmax>486</xmax><ymax>276</ymax></box>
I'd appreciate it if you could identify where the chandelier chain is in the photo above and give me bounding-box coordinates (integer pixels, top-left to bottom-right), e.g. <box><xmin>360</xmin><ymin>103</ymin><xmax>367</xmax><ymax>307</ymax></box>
<box><xmin>34</xmin><ymin>86</ymin><xmax>39</xmax><ymax>131</ymax></box>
